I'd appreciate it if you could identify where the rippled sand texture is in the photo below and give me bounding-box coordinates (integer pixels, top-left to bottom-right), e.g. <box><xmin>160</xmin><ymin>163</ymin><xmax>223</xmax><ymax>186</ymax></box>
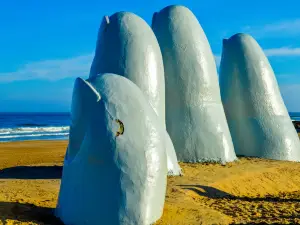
<box><xmin>1</xmin><ymin>140</ymin><xmax>300</xmax><ymax>224</ymax></box>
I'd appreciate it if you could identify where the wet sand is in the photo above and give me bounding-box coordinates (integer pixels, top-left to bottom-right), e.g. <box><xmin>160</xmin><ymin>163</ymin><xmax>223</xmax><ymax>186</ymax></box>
<box><xmin>1</xmin><ymin>140</ymin><xmax>300</xmax><ymax>224</ymax></box>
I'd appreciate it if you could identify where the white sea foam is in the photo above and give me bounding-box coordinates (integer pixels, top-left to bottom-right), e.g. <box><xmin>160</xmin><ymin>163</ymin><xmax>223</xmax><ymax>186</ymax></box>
<box><xmin>0</xmin><ymin>126</ymin><xmax>70</xmax><ymax>141</ymax></box>
<box><xmin>0</xmin><ymin>126</ymin><xmax>69</xmax><ymax>135</ymax></box>
<box><xmin>0</xmin><ymin>132</ymin><xmax>69</xmax><ymax>139</ymax></box>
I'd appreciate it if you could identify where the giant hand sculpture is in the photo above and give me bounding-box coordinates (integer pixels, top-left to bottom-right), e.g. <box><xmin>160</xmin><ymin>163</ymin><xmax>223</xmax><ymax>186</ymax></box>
<box><xmin>56</xmin><ymin>74</ymin><xmax>167</xmax><ymax>225</ymax></box>
<box><xmin>219</xmin><ymin>33</ymin><xmax>300</xmax><ymax>161</ymax></box>
<box><xmin>89</xmin><ymin>12</ymin><xmax>181</xmax><ymax>175</ymax></box>
<box><xmin>152</xmin><ymin>5</ymin><xmax>237</xmax><ymax>163</ymax></box>
<box><xmin>89</xmin><ymin>12</ymin><xmax>165</xmax><ymax>126</ymax></box>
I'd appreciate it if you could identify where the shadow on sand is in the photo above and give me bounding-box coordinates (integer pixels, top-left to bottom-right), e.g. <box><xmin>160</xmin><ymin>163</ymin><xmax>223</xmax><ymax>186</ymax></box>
<box><xmin>178</xmin><ymin>184</ymin><xmax>300</xmax><ymax>203</ymax></box>
<box><xmin>0</xmin><ymin>201</ymin><xmax>63</xmax><ymax>224</ymax></box>
<box><xmin>0</xmin><ymin>166</ymin><xmax>63</xmax><ymax>223</ymax></box>
<box><xmin>0</xmin><ymin>166</ymin><xmax>62</xmax><ymax>179</ymax></box>
<box><xmin>179</xmin><ymin>185</ymin><xmax>300</xmax><ymax>224</ymax></box>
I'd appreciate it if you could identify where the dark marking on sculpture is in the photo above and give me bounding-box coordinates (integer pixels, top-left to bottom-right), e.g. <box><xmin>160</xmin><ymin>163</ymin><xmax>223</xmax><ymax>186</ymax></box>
<box><xmin>115</xmin><ymin>119</ymin><xmax>124</xmax><ymax>137</ymax></box>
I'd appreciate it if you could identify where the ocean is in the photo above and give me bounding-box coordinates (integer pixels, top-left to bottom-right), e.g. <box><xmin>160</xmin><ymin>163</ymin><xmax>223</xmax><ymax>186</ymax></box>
<box><xmin>0</xmin><ymin>112</ymin><xmax>70</xmax><ymax>142</ymax></box>
<box><xmin>290</xmin><ymin>112</ymin><xmax>300</xmax><ymax>121</ymax></box>
<box><xmin>0</xmin><ymin>112</ymin><xmax>299</xmax><ymax>142</ymax></box>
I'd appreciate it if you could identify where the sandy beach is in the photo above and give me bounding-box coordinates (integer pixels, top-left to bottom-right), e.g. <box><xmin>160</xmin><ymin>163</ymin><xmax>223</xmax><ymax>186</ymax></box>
<box><xmin>1</xmin><ymin>140</ymin><xmax>300</xmax><ymax>224</ymax></box>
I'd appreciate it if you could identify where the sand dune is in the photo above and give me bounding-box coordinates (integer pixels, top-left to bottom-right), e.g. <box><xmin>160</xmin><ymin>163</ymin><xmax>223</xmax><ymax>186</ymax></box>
<box><xmin>1</xmin><ymin>140</ymin><xmax>300</xmax><ymax>224</ymax></box>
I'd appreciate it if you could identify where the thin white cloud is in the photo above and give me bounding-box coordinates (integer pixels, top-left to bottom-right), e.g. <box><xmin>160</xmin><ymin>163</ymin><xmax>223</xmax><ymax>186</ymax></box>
<box><xmin>243</xmin><ymin>19</ymin><xmax>300</xmax><ymax>38</ymax></box>
<box><xmin>264</xmin><ymin>47</ymin><xmax>300</xmax><ymax>56</ymax></box>
<box><xmin>262</xmin><ymin>20</ymin><xmax>300</xmax><ymax>34</ymax></box>
<box><xmin>0</xmin><ymin>53</ymin><xmax>93</xmax><ymax>83</ymax></box>
<box><xmin>276</xmin><ymin>74</ymin><xmax>300</xmax><ymax>87</ymax></box>
<box><xmin>276</xmin><ymin>74</ymin><xmax>296</xmax><ymax>79</ymax></box>
<box><xmin>279</xmin><ymin>84</ymin><xmax>300</xmax><ymax>112</ymax></box>
<box><xmin>215</xmin><ymin>47</ymin><xmax>300</xmax><ymax>59</ymax></box>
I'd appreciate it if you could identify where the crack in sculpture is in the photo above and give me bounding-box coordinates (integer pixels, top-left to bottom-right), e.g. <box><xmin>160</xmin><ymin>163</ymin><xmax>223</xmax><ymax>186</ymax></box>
<box><xmin>115</xmin><ymin>119</ymin><xmax>124</xmax><ymax>137</ymax></box>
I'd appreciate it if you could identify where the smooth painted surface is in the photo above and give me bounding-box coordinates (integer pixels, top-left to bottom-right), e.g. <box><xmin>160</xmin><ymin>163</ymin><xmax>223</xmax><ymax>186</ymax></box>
<box><xmin>67</xmin><ymin>77</ymin><xmax>99</xmax><ymax>161</ymax></box>
<box><xmin>56</xmin><ymin>74</ymin><xmax>167</xmax><ymax>225</ymax></box>
<box><xmin>219</xmin><ymin>33</ymin><xmax>300</xmax><ymax>161</ymax></box>
<box><xmin>89</xmin><ymin>12</ymin><xmax>165</xmax><ymax>127</ymax></box>
<box><xmin>165</xmin><ymin>131</ymin><xmax>182</xmax><ymax>175</ymax></box>
<box><xmin>89</xmin><ymin>12</ymin><xmax>181</xmax><ymax>174</ymax></box>
<box><xmin>152</xmin><ymin>5</ymin><xmax>237</xmax><ymax>163</ymax></box>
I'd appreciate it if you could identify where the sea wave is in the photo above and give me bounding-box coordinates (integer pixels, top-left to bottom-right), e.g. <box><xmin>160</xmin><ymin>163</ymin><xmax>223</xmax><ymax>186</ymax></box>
<box><xmin>0</xmin><ymin>126</ymin><xmax>70</xmax><ymax>142</ymax></box>
<box><xmin>0</xmin><ymin>132</ymin><xmax>69</xmax><ymax>139</ymax></box>
<box><xmin>0</xmin><ymin>126</ymin><xmax>69</xmax><ymax>135</ymax></box>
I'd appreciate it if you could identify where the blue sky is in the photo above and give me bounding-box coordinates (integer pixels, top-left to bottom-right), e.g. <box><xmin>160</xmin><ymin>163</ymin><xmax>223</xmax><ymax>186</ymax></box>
<box><xmin>0</xmin><ymin>0</ymin><xmax>300</xmax><ymax>112</ymax></box>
